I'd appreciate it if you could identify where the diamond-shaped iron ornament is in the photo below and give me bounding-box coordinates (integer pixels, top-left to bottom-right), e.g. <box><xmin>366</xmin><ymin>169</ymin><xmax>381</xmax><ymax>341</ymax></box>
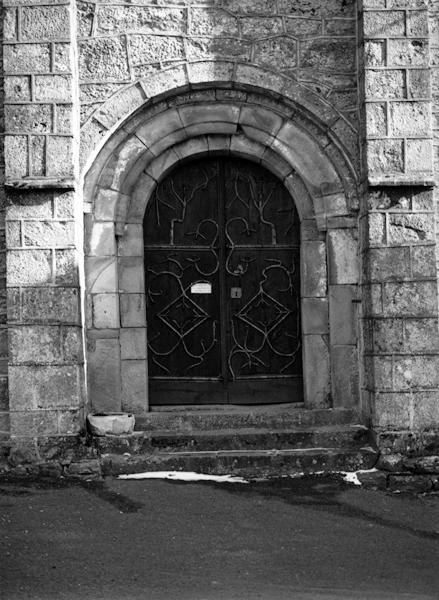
<box><xmin>158</xmin><ymin>294</ymin><xmax>208</xmax><ymax>337</ymax></box>
<box><xmin>237</xmin><ymin>290</ymin><xmax>290</xmax><ymax>334</ymax></box>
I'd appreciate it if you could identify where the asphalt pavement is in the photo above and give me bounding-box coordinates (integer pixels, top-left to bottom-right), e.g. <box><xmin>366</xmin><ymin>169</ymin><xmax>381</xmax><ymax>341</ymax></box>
<box><xmin>1</xmin><ymin>474</ymin><xmax>438</xmax><ymax>600</ymax></box>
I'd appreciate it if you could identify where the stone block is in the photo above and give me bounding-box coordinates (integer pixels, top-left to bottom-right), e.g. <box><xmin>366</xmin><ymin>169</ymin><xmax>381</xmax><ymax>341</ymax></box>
<box><xmin>46</xmin><ymin>136</ymin><xmax>74</xmax><ymax>178</ymax></box>
<box><xmin>23</xmin><ymin>221</ymin><xmax>75</xmax><ymax>248</ymax></box>
<box><xmin>329</xmin><ymin>285</ymin><xmax>357</xmax><ymax>345</ymax></box>
<box><xmin>303</xmin><ymin>335</ymin><xmax>330</xmax><ymax>408</ymax></box>
<box><xmin>367</xmin><ymin>140</ymin><xmax>404</xmax><ymax>175</ymax></box>
<box><xmin>97</xmin><ymin>6</ymin><xmax>185</xmax><ymax>35</ymax></box>
<box><xmin>404</xmin><ymin>318</ymin><xmax>439</xmax><ymax>353</ymax></box>
<box><xmin>366</xmin><ymin>212</ymin><xmax>386</xmax><ymax>245</ymax></box>
<box><xmin>7</xmin><ymin>250</ymin><xmax>52</xmax><ymax>286</ymax></box>
<box><xmin>9</xmin><ymin>365</ymin><xmax>82</xmax><ymax>411</ymax></box>
<box><xmin>118</xmin><ymin>225</ymin><xmax>143</xmax><ymax>257</ymax></box>
<box><xmin>363</xmin><ymin>10</ymin><xmax>405</xmax><ymax>37</ymax></box>
<box><xmin>58</xmin><ymin>409</ymin><xmax>84</xmax><ymax>436</ymax></box>
<box><xmin>79</xmin><ymin>38</ymin><xmax>130</xmax><ymax>81</ymax></box>
<box><xmin>372</xmin><ymin>392</ymin><xmax>411</xmax><ymax>428</ymax></box>
<box><xmin>181</xmin><ymin>104</ymin><xmax>240</xmax><ymax>128</ymax></box>
<box><xmin>95</xmin><ymin>85</ymin><xmax>145</xmax><ymax>130</ymax></box>
<box><xmin>54</xmin><ymin>192</ymin><xmax>75</xmax><ymax>220</ymax></box>
<box><xmin>367</xmin><ymin>247</ymin><xmax>410</xmax><ymax>282</ymax></box>
<box><xmin>94</xmin><ymin>189</ymin><xmax>120</xmax><ymax>221</ymax></box>
<box><xmin>21</xmin><ymin>5</ymin><xmax>70</xmax><ymax>41</ymax></box>
<box><xmin>129</xmin><ymin>34</ymin><xmax>184</xmax><ymax>65</ymax></box>
<box><xmin>56</xmin><ymin>105</ymin><xmax>73</xmax><ymax>135</ymax></box>
<box><xmin>365</xmin><ymin>69</ymin><xmax>405</xmax><ymax>99</ymax></box>
<box><xmin>5</xmin><ymin>104</ymin><xmax>52</xmax><ymax>134</ymax></box>
<box><xmin>10</xmin><ymin>325</ymin><xmax>82</xmax><ymax>365</ymax></box>
<box><xmin>365</xmin><ymin>356</ymin><xmax>393</xmax><ymax>392</ymax></box>
<box><xmin>239</xmin><ymin>105</ymin><xmax>283</xmax><ymax>137</ymax></box>
<box><xmin>241</xmin><ymin>17</ymin><xmax>283</xmax><ymax>38</ymax></box>
<box><xmin>4</xmin><ymin>43</ymin><xmax>51</xmax><ymax>73</ymax></box>
<box><xmin>412</xmin><ymin>392</ymin><xmax>439</xmax><ymax>428</ymax></box>
<box><xmin>5</xmin><ymin>136</ymin><xmax>28</xmax><ymax>178</ymax></box>
<box><xmin>285</xmin><ymin>17</ymin><xmax>321</xmax><ymax>36</ymax></box>
<box><xmin>410</xmin><ymin>245</ymin><xmax>436</xmax><ymax>278</ymax></box>
<box><xmin>87</xmin><ymin>222</ymin><xmax>116</xmax><ymax>256</ymax></box>
<box><xmin>388</xmin><ymin>214</ymin><xmax>434</xmax><ymax>245</ymax></box>
<box><xmin>21</xmin><ymin>287</ymin><xmax>80</xmax><ymax>324</ymax></box>
<box><xmin>394</xmin><ymin>356</ymin><xmax>439</xmax><ymax>390</ymax></box>
<box><xmin>405</xmin><ymin>139</ymin><xmax>433</xmax><ymax>173</ymax></box>
<box><xmin>35</xmin><ymin>75</ymin><xmax>73</xmax><ymax>102</ymax></box>
<box><xmin>189</xmin><ymin>8</ymin><xmax>238</xmax><ymax>36</ymax></box>
<box><xmin>55</xmin><ymin>250</ymin><xmax>79</xmax><ymax>285</ymax></box>
<box><xmin>186</xmin><ymin>37</ymin><xmax>250</xmax><ymax>62</ymax></box>
<box><xmin>407</xmin><ymin>70</ymin><xmax>430</xmax><ymax>99</ymax></box>
<box><xmin>6</xmin><ymin>191</ymin><xmax>52</xmax><ymax>220</ymax></box>
<box><xmin>85</xmin><ymin>257</ymin><xmax>118</xmax><ymax>293</ymax></box>
<box><xmin>120</xmin><ymin>294</ymin><xmax>146</xmax><ymax>328</ymax></box>
<box><xmin>187</xmin><ymin>61</ymin><xmax>234</xmax><ymax>85</ymax></box>
<box><xmin>373</xmin><ymin>318</ymin><xmax>404</xmax><ymax>353</ymax></box>
<box><xmin>31</xmin><ymin>135</ymin><xmax>45</xmax><ymax>176</ymax></box>
<box><xmin>135</xmin><ymin>108</ymin><xmax>183</xmax><ymax>145</ymax></box>
<box><xmin>53</xmin><ymin>43</ymin><xmax>71</xmax><ymax>73</ymax></box>
<box><xmin>327</xmin><ymin>229</ymin><xmax>358</xmax><ymax>285</ymax></box>
<box><xmin>9</xmin><ymin>411</ymin><xmax>59</xmax><ymax>438</ymax></box>
<box><xmin>6</xmin><ymin>222</ymin><xmax>21</xmax><ymax>247</ymax></box>
<box><xmin>254</xmin><ymin>37</ymin><xmax>298</xmax><ymax>69</ymax></box>
<box><xmin>302</xmin><ymin>298</ymin><xmax>328</xmax><ymax>334</ymax></box>
<box><xmin>87</xmin><ymin>337</ymin><xmax>122</xmax><ymax>413</ymax></box>
<box><xmin>4</xmin><ymin>76</ymin><xmax>31</xmax><ymax>102</ymax></box>
<box><xmin>331</xmin><ymin>345</ymin><xmax>359</xmax><ymax>408</ymax></box>
<box><xmin>382</xmin><ymin>282</ymin><xmax>437</xmax><ymax>317</ymax></box>
<box><xmin>407</xmin><ymin>11</ymin><xmax>428</xmax><ymax>37</ymax></box>
<box><xmin>389</xmin><ymin>102</ymin><xmax>430</xmax><ymax>136</ymax></box>
<box><xmin>301</xmin><ymin>241</ymin><xmax>327</xmax><ymax>297</ymax></box>
<box><xmin>118</xmin><ymin>257</ymin><xmax>144</xmax><ymax>293</ymax></box>
<box><xmin>121</xmin><ymin>360</ymin><xmax>148</xmax><ymax>413</ymax></box>
<box><xmin>366</xmin><ymin>103</ymin><xmax>387</xmax><ymax>136</ymax></box>
<box><xmin>120</xmin><ymin>328</ymin><xmax>147</xmax><ymax>360</ymax></box>
<box><xmin>222</xmin><ymin>0</ymin><xmax>277</xmax><ymax>14</ymax></box>
<box><xmin>300</xmin><ymin>39</ymin><xmax>355</xmax><ymax>71</ymax></box>
<box><xmin>388</xmin><ymin>40</ymin><xmax>429</xmax><ymax>67</ymax></box>
<box><xmin>92</xmin><ymin>293</ymin><xmax>119</xmax><ymax>329</ymax></box>
<box><xmin>364</xmin><ymin>41</ymin><xmax>385</xmax><ymax>67</ymax></box>
<box><xmin>3</xmin><ymin>7</ymin><xmax>16</xmax><ymax>40</ymax></box>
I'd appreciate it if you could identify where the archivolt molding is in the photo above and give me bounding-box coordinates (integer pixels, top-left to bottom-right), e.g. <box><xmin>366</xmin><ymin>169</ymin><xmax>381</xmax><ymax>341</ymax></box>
<box><xmin>81</xmin><ymin>61</ymin><xmax>359</xmax><ymax>193</ymax></box>
<box><xmin>84</xmin><ymin>92</ymin><xmax>359</xmax><ymax>236</ymax></box>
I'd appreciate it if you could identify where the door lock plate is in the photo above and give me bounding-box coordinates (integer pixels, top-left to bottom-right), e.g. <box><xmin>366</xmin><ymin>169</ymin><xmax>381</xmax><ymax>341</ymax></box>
<box><xmin>230</xmin><ymin>287</ymin><xmax>242</xmax><ymax>299</ymax></box>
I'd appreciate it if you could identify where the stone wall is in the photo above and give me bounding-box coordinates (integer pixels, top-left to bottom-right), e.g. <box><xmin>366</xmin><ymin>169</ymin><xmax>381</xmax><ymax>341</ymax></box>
<box><xmin>2</xmin><ymin>0</ymin><xmax>85</xmax><ymax>455</ymax></box>
<box><xmin>360</xmin><ymin>1</ymin><xmax>439</xmax><ymax>449</ymax></box>
<box><xmin>78</xmin><ymin>0</ymin><xmax>359</xmax><ymax>172</ymax></box>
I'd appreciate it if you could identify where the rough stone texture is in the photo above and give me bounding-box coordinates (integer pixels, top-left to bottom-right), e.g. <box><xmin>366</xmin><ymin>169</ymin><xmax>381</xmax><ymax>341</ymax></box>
<box><xmin>362</xmin><ymin>5</ymin><xmax>433</xmax><ymax>184</ymax></box>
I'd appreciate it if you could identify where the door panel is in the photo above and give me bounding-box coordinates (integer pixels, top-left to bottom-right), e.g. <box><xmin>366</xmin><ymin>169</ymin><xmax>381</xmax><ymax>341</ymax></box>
<box><xmin>144</xmin><ymin>157</ymin><xmax>303</xmax><ymax>405</ymax></box>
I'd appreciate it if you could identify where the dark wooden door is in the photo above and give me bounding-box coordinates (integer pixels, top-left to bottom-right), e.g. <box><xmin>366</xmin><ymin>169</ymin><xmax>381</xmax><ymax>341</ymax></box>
<box><xmin>144</xmin><ymin>157</ymin><xmax>302</xmax><ymax>405</ymax></box>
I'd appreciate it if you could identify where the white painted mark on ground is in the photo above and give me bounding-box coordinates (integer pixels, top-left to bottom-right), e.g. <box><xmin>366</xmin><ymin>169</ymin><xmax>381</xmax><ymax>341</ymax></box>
<box><xmin>118</xmin><ymin>471</ymin><xmax>249</xmax><ymax>483</ymax></box>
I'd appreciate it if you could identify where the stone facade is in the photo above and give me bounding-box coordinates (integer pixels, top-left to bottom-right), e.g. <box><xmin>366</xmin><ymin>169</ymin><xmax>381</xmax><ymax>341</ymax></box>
<box><xmin>0</xmin><ymin>0</ymin><xmax>438</xmax><ymax>467</ymax></box>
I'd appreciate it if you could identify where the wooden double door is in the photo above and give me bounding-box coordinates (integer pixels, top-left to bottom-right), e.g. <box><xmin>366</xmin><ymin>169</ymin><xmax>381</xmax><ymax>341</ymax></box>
<box><xmin>143</xmin><ymin>157</ymin><xmax>303</xmax><ymax>405</ymax></box>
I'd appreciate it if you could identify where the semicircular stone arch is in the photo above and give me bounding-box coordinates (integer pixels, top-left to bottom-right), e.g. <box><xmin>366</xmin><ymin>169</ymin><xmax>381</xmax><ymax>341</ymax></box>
<box><xmin>84</xmin><ymin>82</ymin><xmax>361</xmax><ymax>416</ymax></box>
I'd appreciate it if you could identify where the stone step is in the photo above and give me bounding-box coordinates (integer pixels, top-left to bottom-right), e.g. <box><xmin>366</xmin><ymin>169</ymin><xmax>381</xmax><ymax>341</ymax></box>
<box><xmin>134</xmin><ymin>407</ymin><xmax>360</xmax><ymax>433</ymax></box>
<box><xmin>101</xmin><ymin>446</ymin><xmax>379</xmax><ymax>479</ymax></box>
<box><xmin>93</xmin><ymin>424</ymin><xmax>371</xmax><ymax>455</ymax></box>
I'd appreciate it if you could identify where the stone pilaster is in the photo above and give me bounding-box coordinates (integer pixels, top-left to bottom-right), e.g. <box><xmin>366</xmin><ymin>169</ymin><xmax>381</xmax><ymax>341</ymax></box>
<box><xmin>3</xmin><ymin>0</ymin><xmax>84</xmax><ymax>443</ymax></box>
<box><xmin>360</xmin><ymin>1</ymin><xmax>439</xmax><ymax>438</ymax></box>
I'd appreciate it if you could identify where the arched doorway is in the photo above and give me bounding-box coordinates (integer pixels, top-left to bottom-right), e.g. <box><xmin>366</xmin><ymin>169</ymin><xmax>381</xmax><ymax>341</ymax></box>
<box><xmin>143</xmin><ymin>157</ymin><xmax>303</xmax><ymax>405</ymax></box>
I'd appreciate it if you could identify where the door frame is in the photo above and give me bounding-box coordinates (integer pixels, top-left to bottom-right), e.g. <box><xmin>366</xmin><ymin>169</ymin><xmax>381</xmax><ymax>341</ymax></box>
<box><xmin>84</xmin><ymin>88</ymin><xmax>360</xmax><ymax>415</ymax></box>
